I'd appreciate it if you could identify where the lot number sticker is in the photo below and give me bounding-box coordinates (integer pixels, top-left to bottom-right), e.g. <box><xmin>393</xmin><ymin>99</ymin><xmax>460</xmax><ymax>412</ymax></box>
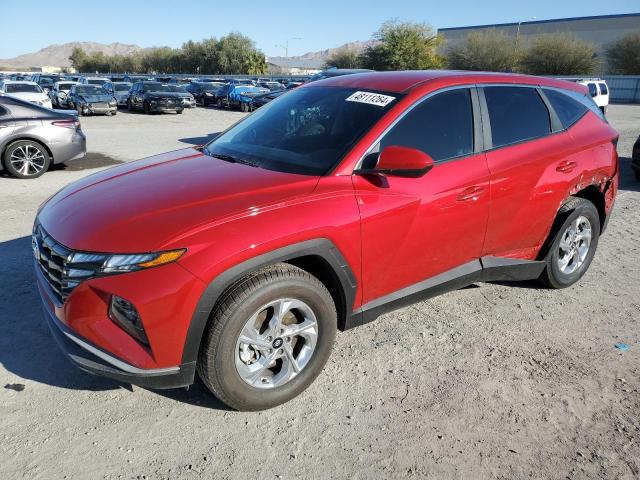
<box><xmin>346</xmin><ymin>91</ymin><xmax>395</xmax><ymax>107</ymax></box>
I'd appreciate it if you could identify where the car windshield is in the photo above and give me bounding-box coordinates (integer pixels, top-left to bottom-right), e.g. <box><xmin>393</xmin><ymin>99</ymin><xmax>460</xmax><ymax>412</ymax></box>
<box><xmin>200</xmin><ymin>83</ymin><xmax>222</xmax><ymax>91</ymax></box>
<box><xmin>59</xmin><ymin>83</ymin><xmax>74</xmax><ymax>90</ymax></box>
<box><xmin>205</xmin><ymin>86</ymin><xmax>400</xmax><ymax>176</ymax></box>
<box><xmin>169</xmin><ymin>85</ymin><xmax>187</xmax><ymax>92</ymax></box>
<box><xmin>114</xmin><ymin>84</ymin><xmax>131</xmax><ymax>92</ymax></box>
<box><xmin>6</xmin><ymin>83</ymin><xmax>42</xmax><ymax>93</ymax></box>
<box><xmin>143</xmin><ymin>83</ymin><xmax>172</xmax><ymax>93</ymax></box>
<box><xmin>87</xmin><ymin>79</ymin><xmax>108</xmax><ymax>85</ymax></box>
<box><xmin>234</xmin><ymin>80</ymin><xmax>254</xmax><ymax>86</ymax></box>
<box><xmin>76</xmin><ymin>86</ymin><xmax>104</xmax><ymax>95</ymax></box>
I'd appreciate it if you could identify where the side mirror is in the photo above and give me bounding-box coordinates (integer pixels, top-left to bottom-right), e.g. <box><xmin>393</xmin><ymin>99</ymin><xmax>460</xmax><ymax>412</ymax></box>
<box><xmin>355</xmin><ymin>146</ymin><xmax>434</xmax><ymax>178</ymax></box>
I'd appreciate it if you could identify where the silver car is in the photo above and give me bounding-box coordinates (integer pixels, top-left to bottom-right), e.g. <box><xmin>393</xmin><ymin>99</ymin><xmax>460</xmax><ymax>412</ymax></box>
<box><xmin>104</xmin><ymin>82</ymin><xmax>132</xmax><ymax>107</ymax></box>
<box><xmin>0</xmin><ymin>95</ymin><xmax>86</xmax><ymax>178</ymax></box>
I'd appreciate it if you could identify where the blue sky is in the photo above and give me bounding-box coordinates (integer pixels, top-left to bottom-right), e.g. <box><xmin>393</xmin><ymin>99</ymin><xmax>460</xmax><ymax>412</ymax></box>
<box><xmin>2</xmin><ymin>0</ymin><xmax>638</xmax><ymax>59</ymax></box>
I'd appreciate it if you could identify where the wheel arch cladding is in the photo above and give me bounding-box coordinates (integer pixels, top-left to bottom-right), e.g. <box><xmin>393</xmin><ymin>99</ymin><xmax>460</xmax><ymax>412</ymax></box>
<box><xmin>537</xmin><ymin>192</ymin><xmax>602</xmax><ymax>261</ymax></box>
<box><xmin>180</xmin><ymin>238</ymin><xmax>357</xmax><ymax>365</ymax></box>
<box><xmin>574</xmin><ymin>185</ymin><xmax>606</xmax><ymax>229</ymax></box>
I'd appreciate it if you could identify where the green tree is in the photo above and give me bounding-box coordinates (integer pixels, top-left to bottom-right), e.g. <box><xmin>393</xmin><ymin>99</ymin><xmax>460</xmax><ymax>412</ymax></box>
<box><xmin>520</xmin><ymin>33</ymin><xmax>599</xmax><ymax>75</ymax></box>
<box><xmin>69</xmin><ymin>47</ymin><xmax>88</xmax><ymax>70</ymax></box>
<box><xmin>360</xmin><ymin>20</ymin><xmax>444</xmax><ymax>70</ymax></box>
<box><xmin>324</xmin><ymin>47</ymin><xmax>361</xmax><ymax>69</ymax></box>
<box><xmin>605</xmin><ymin>33</ymin><xmax>640</xmax><ymax>75</ymax></box>
<box><xmin>216</xmin><ymin>32</ymin><xmax>266</xmax><ymax>74</ymax></box>
<box><xmin>446</xmin><ymin>29</ymin><xmax>518</xmax><ymax>72</ymax></box>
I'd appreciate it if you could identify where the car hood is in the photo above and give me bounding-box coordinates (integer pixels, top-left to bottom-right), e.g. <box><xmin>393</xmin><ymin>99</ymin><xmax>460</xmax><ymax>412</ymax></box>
<box><xmin>146</xmin><ymin>92</ymin><xmax>184</xmax><ymax>99</ymax></box>
<box><xmin>6</xmin><ymin>92</ymin><xmax>48</xmax><ymax>102</ymax></box>
<box><xmin>38</xmin><ymin>148</ymin><xmax>320</xmax><ymax>253</ymax></box>
<box><xmin>79</xmin><ymin>94</ymin><xmax>113</xmax><ymax>103</ymax></box>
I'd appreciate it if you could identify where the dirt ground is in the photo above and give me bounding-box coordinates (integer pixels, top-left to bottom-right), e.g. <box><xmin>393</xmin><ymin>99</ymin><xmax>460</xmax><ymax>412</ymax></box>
<box><xmin>1</xmin><ymin>105</ymin><xmax>638</xmax><ymax>479</ymax></box>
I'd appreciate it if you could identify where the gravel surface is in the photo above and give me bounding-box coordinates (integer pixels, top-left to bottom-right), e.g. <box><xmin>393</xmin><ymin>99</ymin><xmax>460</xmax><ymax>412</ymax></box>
<box><xmin>1</xmin><ymin>105</ymin><xmax>638</xmax><ymax>479</ymax></box>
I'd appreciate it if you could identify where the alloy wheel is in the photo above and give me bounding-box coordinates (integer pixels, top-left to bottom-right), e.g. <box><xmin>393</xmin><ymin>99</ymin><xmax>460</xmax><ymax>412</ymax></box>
<box><xmin>235</xmin><ymin>298</ymin><xmax>318</xmax><ymax>389</ymax></box>
<box><xmin>10</xmin><ymin>144</ymin><xmax>47</xmax><ymax>177</ymax></box>
<box><xmin>557</xmin><ymin>215</ymin><xmax>592</xmax><ymax>275</ymax></box>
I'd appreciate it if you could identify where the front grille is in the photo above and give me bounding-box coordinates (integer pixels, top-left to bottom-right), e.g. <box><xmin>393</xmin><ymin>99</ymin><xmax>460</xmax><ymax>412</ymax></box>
<box><xmin>91</xmin><ymin>102</ymin><xmax>108</xmax><ymax>109</ymax></box>
<box><xmin>33</xmin><ymin>224</ymin><xmax>77</xmax><ymax>303</ymax></box>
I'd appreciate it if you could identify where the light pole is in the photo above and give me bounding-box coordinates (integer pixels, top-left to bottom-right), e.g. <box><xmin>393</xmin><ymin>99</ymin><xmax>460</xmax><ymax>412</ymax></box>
<box><xmin>275</xmin><ymin>37</ymin><xmax>302</xmax><ymax>57</ymax></box>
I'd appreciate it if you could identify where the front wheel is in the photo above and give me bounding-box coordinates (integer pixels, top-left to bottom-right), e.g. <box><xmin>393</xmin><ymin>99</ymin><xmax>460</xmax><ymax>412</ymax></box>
<box><xmin>539</xmin><ymin>197</ymin><xmax>600</xmax><ymax>289</ymax></box>
<box><xmin>198</xmin><ymin>264</ymin><xmax>337</xmax><ymax>411</ymax></box>
<box><xmin>143</xmin><ymin>101</ymin><xmax>151</xmax><ymax>114</ymax></box>
<box><xmin>176</xmin><ymin>109</ymin><xmax>183</xmax><ymax>114</ymax></box>
<box><xmin>216</xmin><ymin>97</ymin><xmax>223</xmax><ymax>108</ymax></box>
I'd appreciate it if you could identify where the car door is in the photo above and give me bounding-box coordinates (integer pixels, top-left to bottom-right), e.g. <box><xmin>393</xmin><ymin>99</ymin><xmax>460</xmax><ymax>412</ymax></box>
<box><xmin>480</xmin><ymin>85</ymin><xmax>564</xmax><ymax>259</ymax></box>
<box><xmin>353</xmin><ymin>87</ymin><xmax>491</xmax><ymax>306</ymax></box>
<box><xmin>0</xmin><ymin>104</ymin><xmax>16</xmax><ymax>145</ymax></box>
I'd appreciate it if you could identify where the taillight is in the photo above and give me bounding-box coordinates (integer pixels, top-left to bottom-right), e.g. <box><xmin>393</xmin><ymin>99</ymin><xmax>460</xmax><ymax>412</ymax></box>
<box><xmin>51</xmin><ymin>119</ymin><xmax>80</xmax><ymax>130</ymax></box>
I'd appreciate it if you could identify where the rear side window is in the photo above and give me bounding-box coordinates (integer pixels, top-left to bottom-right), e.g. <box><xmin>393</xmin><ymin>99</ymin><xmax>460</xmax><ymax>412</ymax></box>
<box><xmin>587</xmin><ymin>83</ymin><xmax>597</xmax><ymax>97</ymax></box>
<box><xmin>542</xmin><ymin>89</ymin><xmax>588</xmax><ymax>129</ymax></box>
<box><xmin>380</xmin><ymin>88</ymin><xmax>474</xmax><ymax>162</ymax></box>
<box><xmin>484</xmin><ymin>86</ymin><xmax>551</xmax><ymax>148</ymax></box>
<box><xmin>599</xmin><ymin>83</ymin><xmax>608</xmax><ymax>95</ymax></box>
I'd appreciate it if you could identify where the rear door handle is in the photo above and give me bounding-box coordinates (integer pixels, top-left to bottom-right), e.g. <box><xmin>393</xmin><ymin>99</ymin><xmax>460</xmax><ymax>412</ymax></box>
<box><xmin>457</xmin><ymin>186</ymin><xmax>485</xmax><ymax>202</ymax></box>
<box><xmin>556</xmin><ymin>160</ymin><xmax>577</xmax><ymax>173</ymax></box>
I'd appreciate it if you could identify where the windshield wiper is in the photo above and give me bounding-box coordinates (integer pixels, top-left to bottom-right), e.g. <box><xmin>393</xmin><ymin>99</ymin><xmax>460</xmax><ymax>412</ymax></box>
<box><xmin>204</xmin><ymin>149</ymin><xmax>259</xmax><ymax>168</ymax></box>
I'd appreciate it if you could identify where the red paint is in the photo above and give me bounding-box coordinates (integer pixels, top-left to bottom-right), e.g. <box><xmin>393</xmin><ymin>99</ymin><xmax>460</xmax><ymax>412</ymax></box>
<box><xmin>35</xmin><ymin>71</ymin><xmax>619</xmax><ymax>370</ymax></box>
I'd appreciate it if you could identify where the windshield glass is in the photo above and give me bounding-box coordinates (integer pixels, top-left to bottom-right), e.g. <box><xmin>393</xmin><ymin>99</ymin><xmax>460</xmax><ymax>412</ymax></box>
<box><xmin>76</xmin><ymin>85</ymin><xmax>105</xmax><ymax>95</ymax></box>
<box><xmin>6</xmin><ymin>83</ymin><xmax>42</xmax><ymax>93</ymax></box>
<box><xmin>200</xmin><ymin>82</ymin><xmax>222</xmax><ymax>91</ymax></box>
<box><xmin>113</xmin><ymin>83</ymin><xmax>131</xmax><ymax>92</ymax></box>
<box><xmin>169</xmin><ymin>85</ymin><xmax>187</xmax><ymax>93</ymax></box>
<box><xmin>58</xmin><ymin>83</ymin><xmax>74</xmax><ymax>91</ymax></box>
<box><xmin>143</xmin><ymin>83</ymin><xmax>172</xmax><ymax>93</ymax></box>
<box><xmin>87</xmin><ymin>79</ymin><xmax>107</xmax><ymax>85</ymax></box>
<box><xmin>206</xmin><ymin>86</ymin><xmax>400</xmax><ymax>176</ymax></box>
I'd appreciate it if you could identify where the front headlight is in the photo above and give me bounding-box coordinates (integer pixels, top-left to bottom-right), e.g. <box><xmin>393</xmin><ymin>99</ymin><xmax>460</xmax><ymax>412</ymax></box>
<box><xmin>67</xmin><ymin>249</ymin><xmax>186</xmax><ymax>276</ymax></box>
<box><xmin>109</xmin><ymin>100</ymin><xmax>116</xmax><ymax>106</ymax></box>
<box><xmin>204</xmin><ymin>92</ymin><xmax>213</xmax><ymax>96</ymax></box>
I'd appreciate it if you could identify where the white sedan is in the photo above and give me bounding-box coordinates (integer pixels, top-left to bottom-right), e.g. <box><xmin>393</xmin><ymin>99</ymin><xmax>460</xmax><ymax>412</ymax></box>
<box><xmin>0</xmin><ymin>80</ymin><xmax>52</xmax><ymax>109</ymax></box>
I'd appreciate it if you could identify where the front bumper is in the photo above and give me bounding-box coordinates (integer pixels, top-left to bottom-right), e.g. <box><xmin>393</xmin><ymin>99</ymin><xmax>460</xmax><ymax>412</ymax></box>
<box><xmin>82</xmin><ymin>103</ymin><xmax>118</xmax><ymax>115</ymax></box>
<box><xmin>34</xmin><ymin>253</ymin><xmax>202</xmax><ymax>389</ymax></box>
<box><xmin>41</xmin><ymin>298</ymin><xmax>195</xmax><ymax>389</ymax></box>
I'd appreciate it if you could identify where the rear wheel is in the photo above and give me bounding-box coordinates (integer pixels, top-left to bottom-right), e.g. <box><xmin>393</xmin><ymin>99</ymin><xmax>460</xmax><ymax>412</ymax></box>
<box><xmin>540</xmin><ymin>197</ymin><xmax>600</xmax><ymax>288</ymax></box>
<box><xmin>3</xmin><ymin>140</ymin><xmax>51</xmax><ymax>179</ymax></box>
<box><xmin>198</xmin><ymin>264</ymin><xmax>337</xmax><ymax>411</ymax></box>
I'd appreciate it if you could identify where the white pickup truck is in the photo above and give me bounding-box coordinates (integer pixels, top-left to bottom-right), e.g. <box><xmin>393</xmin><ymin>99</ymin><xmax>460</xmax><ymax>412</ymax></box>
<box><xmin>576</xmin><ymin>78</ymin><xmax>609</xmax><ymax>115</ymax></box>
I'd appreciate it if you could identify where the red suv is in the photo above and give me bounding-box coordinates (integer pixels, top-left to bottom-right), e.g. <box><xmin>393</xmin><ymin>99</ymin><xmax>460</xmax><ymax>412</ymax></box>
<box><xmin>34</xmin><ymin>71</ymin><xmax>618</xmax><ymax>411</ymax></box>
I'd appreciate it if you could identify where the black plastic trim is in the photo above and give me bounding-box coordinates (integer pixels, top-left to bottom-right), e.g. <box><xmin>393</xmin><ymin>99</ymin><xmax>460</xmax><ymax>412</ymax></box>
<box><xmin>344</xmin><ymin>256</ymin><xmax>545</xmax><ymax>329</ymax></box>
<box><xmin>181</xmin><ymin>238</ymin><xmax>357</xmax><ymax>365</ymax></box>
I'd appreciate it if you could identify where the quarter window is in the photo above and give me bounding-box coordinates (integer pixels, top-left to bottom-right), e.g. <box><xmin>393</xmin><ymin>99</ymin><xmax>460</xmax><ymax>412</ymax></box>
<box><xmin>587</xmin><ymin>83</ymin><xmax>598</xmax><ymax>97</ymax></box>
<box><xmin>380</xmin><ymin>89</ymin><xmax>474</xmax><ymax>162</ymax></box>
<box><xmin>483</xmin><ymin>86</ymin><xmax>551</xmax><ymax>148</ymax></box>
<box><xmin>542</xmin><ymin>88</ymin><xmax>588</xmax><ymax>129</ymax></box>
<box><xmin>599</xmin><ymin>83</ymin><xmax>608</xmax><ymax>95</ymax></box>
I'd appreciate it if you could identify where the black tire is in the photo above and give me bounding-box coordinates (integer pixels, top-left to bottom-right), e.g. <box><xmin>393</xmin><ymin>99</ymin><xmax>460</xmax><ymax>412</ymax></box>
<box><xmin>127</xmin><ymin>100</ymin><xmax>134</xmax><ymax>112</ymax></box>
<box><xmin>76</xmin><ymin>105</ymin><xmax>83</xmax><ymax>116</ymax></box>
<box><xmin>216</xmin><ymin>97</ymin><xmax>223</xmax><ymax>108</ymax></box>
<box><xmin>240</xmin><ymin>102</ymin><xmax>248</xmax><ymax>112</ymax></box>
<box><xmin>197</xmin><ymin>263</ymin><xmax>337</xmax><ymax>411</ymax></box>
<box><xmin>176</xmin><ymin>109</ymin><xmax>183</xmax><ymax>114</ymax></box>
<box><xmin>539</xmin><ymin>196</ymin><xmax>601</xmax><ymax>289</ymax></box>
<box><xmin>2</xmin><ymin>140</ymin><xmax>51</xmax><ymax>179</ymax></box>
<box><xmin>143</xmin><ymin>101</ymin><xmax>151</xmax><ymax>114</ymax></box>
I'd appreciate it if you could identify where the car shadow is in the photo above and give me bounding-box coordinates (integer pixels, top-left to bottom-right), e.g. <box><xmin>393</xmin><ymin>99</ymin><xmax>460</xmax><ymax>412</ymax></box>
<box><xmin>618</xmin><ymin>156</ymin><xmax>639</xmax><ymax>192</ymax></box>
<box><xmin>0</xmin><ymin>236</ymin><xmax>118</xmax><ymax>391</ymax></box>
<box><xmin>0</xmin><ymin>235</ymin><xmax>231</xmax><ymax>410</ymax></box>
<box><xmin>49</xmin><ymin>153</ymin><xmax>123</xmax><ymax>172</ymax></box>
<box><xmin>178</xmin><ymin>132</ymin><xmax>222</xmax><ymax>146</ymax></box>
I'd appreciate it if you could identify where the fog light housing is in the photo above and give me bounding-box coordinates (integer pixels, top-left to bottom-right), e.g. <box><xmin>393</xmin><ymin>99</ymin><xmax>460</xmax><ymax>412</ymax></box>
<box><xmin>109</xmin><ymin>295</ymin><xmax>149</xmax><ymax>345</ymax></box>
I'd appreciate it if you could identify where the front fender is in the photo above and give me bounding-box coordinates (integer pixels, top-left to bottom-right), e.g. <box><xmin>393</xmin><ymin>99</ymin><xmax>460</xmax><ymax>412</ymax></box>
<box><xmin>179</xmin><ymin>238</ymin><xmax>357</xmax><ymax>365</ymax></box>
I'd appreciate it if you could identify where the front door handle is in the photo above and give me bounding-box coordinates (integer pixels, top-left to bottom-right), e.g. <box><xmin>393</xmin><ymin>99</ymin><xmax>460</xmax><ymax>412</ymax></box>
<box><xmin>556</xmin><ymin>160</ymin><xmax>577</xmax><ymax>173</ymax></box>
<box><xmin>457</xmin><ymin>186</ymin><xmax>485</xmax><ymax>202</ymax></box>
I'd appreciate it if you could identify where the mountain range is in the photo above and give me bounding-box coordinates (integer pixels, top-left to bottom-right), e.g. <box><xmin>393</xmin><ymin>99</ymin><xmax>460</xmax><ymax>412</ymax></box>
<box><xmin>0</xmin><ymin>42</ymin><xmax>142</xmax><ymax>68</ymax></box>
<box><xmin>0</xmin><ymin>40</ymin><xmax>372</xmax><ymax>69</ymax></box>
